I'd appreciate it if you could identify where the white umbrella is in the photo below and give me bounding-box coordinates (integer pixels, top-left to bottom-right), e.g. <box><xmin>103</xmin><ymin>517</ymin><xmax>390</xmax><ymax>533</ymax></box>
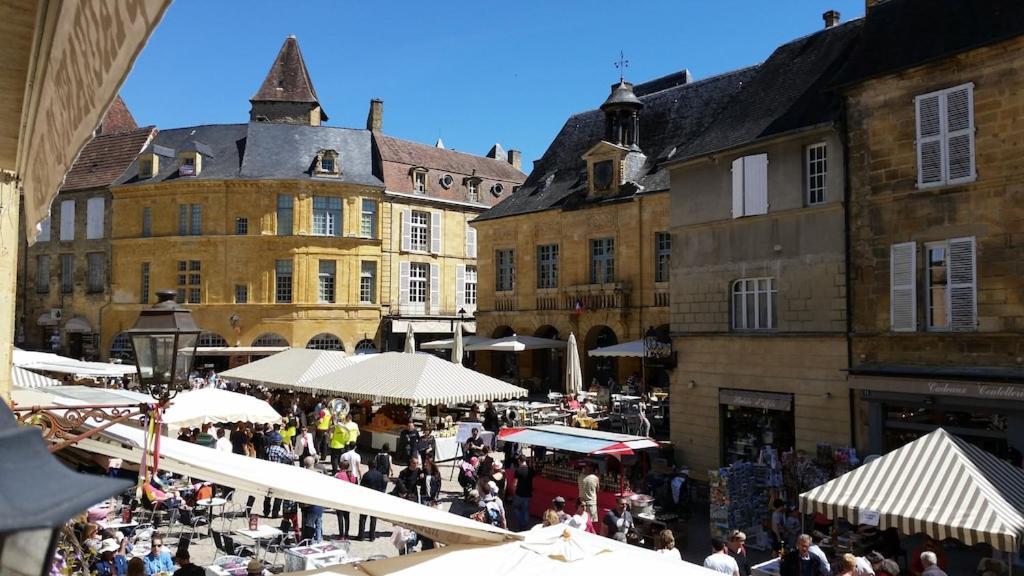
<box><xmin>465</xmin><ymin>334</ymin><xmax>567</xmax><ymax>352</ymax></box>
<box><xmin>162</xmin><ymin>387</ymin><xmax>282</xmax><ymax>429</ymax></box>
<box><xmin>565</xmin><ymin>332</ymin><xmax>582</xmax><ymax>396</ymax></box>
<box><xmin>420</xmin><ymin>335</ymin><xmax>489</xmax><ymax>350</ymax></box>
<box><xmin>452</xmin><ymin>322</ymin><xmax>464</xmax><ymax>365</ymax></box>
<box><xmin>404</xmin><ymin>322</ymin><xmax>417</xmax><ymax>353</ymax></box>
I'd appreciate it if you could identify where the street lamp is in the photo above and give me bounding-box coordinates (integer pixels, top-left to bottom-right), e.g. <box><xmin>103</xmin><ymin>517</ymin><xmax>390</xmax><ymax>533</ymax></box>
<box><xmin>125</xmin><ymin>289</ymin><xmax>201</xmax><ymax>404</ymax></box>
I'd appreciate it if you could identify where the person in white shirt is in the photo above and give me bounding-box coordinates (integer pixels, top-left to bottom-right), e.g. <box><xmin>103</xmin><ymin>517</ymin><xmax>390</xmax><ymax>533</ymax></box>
<box><xmin>704</xmin><ymin>537</ymin><xmax>740</xmax><ymax>575</ymax></box>
<box><xmin>339</xmin><ymin>442</ymin><xmax>362</xmax><ymax>483</ymax></box>
<box><xmin>804</xmin><ymin>533</ymin><xmax>831</xmax><ymax>575</ymax></box>
<box><xmin>656</xmin><ymin>529</ymin><xmax>683</xmax><ymax>561</ymax></box>
<box><xmin>215</xmin><ymin>428</ymin><xmax>232</xmax><ymax>452</ymax></box>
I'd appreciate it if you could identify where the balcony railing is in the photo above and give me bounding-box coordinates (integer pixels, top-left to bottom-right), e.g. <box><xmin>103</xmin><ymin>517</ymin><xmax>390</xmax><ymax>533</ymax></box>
<box><xmin>495</xmin><ymin>296</ymin><xmax>516</xmax><ymax>312</ymax></box>
<box><xmin>654</xmin><ymin>289</ymin><xmax>670</xmax><ymax>307</ymax></box>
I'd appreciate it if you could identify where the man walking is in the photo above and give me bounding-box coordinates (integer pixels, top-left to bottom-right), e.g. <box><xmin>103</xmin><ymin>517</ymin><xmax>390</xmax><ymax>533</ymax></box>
<box><xmin>577</xmin><ymin>461</ymin><xmax>599</xmax><ymax>521</ymax></box>
<box><xmin>358</xmin><ymin>460</ymin><xmax>387</xmax><ymax>541</ymax></box>
<box><xmin>264</xmin><ymin>432</ymin><xmax>297</xmax><ymax>518</ymax></box>
<box><xmin>511</xmin><ymin>454</ymin><xmax>535</xmax><ymax>530</ymax></box>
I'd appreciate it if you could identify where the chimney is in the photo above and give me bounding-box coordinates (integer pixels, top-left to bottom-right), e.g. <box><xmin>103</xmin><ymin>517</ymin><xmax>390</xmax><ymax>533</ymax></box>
<box><xmin>507</xmin><ymin>149</ymin><xmax>522</xmax><ymax>171</ymax></box>
<box><xmin>823</xmin><ymin>10</ymin><xmax>840</xmax><ymax>28</ymax></box>
<box><xmin>366</xmin><ymin>99</ymin><xmax>383</xmax><ymax>132</ymax></box>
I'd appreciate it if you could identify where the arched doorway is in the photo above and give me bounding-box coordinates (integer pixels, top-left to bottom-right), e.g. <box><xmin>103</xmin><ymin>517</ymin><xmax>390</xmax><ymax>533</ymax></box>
<box><xmin>492</xmin><ymin>325</ymin><xmax>516</xmax><ymax>379</ymax></box>
<box><xmin>252</xmin><ymin>333</ymin><xmax>289</xmax><ymax>347</ymax></box>
<box><xmin>533</xmin><ymin>325</ymin><xmax>561</xmax><ymax>393</ymax></box>
<box><xmin>198</xmin><ymin>332</ymin><xmax>228</xmax><ymax>347</ymax></box>
<box><xmin>585</xmin><ymin>325</ymin><xmax>618</xmax><ymax>387</ymax></box>
<box><xmin>109</xmin><ymin>332</ymin><xmax>133</xmax><ymax>363</ymax></box>
<box><xmin>306</xmin><ymin>333</ymin><xmax>344</xmax><ymax>351</ymax></box>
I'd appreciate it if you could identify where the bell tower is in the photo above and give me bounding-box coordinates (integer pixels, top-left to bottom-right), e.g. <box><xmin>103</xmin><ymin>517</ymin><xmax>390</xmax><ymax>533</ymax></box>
<box><xmin>249</xmin><ymin>35</ymin><xmax>328</xmax><ymax>126</ymax></box>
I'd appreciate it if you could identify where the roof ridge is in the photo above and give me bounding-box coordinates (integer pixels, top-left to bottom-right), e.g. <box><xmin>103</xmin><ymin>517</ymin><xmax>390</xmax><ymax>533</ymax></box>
<box><xmin>379</xmin><ymin>134</ymin><xmax>518</xmax><ymax>164</ymax></box>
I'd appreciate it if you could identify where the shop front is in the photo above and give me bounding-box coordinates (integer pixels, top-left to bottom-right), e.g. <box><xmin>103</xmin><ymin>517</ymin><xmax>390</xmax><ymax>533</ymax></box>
<box><xmin>719</xmin><ymin>389</ymin><xmax>796</xmax><ymax>465</ymax></box>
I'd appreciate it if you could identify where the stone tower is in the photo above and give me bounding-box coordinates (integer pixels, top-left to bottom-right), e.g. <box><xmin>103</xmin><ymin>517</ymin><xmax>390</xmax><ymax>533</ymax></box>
<box><xmin>249</xmin><ymin>35</ymin><xmax>328</xmax><ymax>126</ymax></box>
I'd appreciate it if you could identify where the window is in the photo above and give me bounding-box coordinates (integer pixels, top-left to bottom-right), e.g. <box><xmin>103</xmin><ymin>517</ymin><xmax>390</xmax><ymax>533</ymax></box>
<box><xmin>465</xmin><ymin>225</ymin><xmax>477</xmax><ymax>258</ymax></box>
<box><xmin>361</xmin><ymin>199</ymin><xmax>377</xmax><ymax>238</ymax></box>
<box><xmin>496</xmin><ymin>249</ymin><xmax>515</xmax><ymax>292</ymax></box>
<box><xmin>178</xmin><ymin>204</ymin><xmax>201</xmax><ymax>235</ymax></box>
<box><xmin>593</xmin><ymin>160</ymin><xmax>614</xmax><ymax>191</ymax></box>
<box><xmin>307</xmin><ymin>333</ymin><xmax>343</xmax><ymax>351</ymax></box>
<box><xmin>409</xmin><ymin>263</ymin><xmax>429</xmax><ymax>304</ymax></box>
<box><xmin>139</xmin><ymin>157</ymin><xmax>154</xmax><ymax>178</ymax></box>
<box><xmin>806</xmin><ymin>143</ymin><xmax>827</xmax><ymax>205</ymax></box>
<box><xmin>354</xmin><ymin>339</ymin><xmax>377</xmax><ymax>354</ymax></box>
<box><xmin>590</xmin><ymin>238</ymin><xmax>615</xmax><ymax>284</ymax></box>
<box><xmin>731</xmin><ymin>153</ymin><xmax>769</xmax><ymax>218</ymax></box>
<box><xmin>467</xmin><ymin>179</ymin><xmax>479</xmax><ymax>202</ymax></box>
<box><xmin>180</xmin><ymin>155</ymin><xmax>196</xmax><ymax>176</ymax></box>
<box><xmin>59</xmin><ymin>200</ymin><xmax>75</xmax><ymax>241</ymax></box>
<box><xmin>440</xmin><ymin>174</ymin><xmax>454</xmax><ymax>189</ymax></box>
<box><xmin>731</xmin><ymin>278</ymin><xmax>777</xmax><ymax>331</ymax></box>
<box><xmin>235</xmin><ymin>217</ymin><xmax>248</xmax><ymax>235</ymax></box>
<box><xmin>234</xmin><ymin>284</ymin><xmax>248</xmax><ymax>304</ymax></box>
<box><xmin>925</xmin><ymin>238</ymin><xmax>976</xmax><ymax>331</ymax></box>
<box><xmin>142</xmin><ymin>207</ymin><xmax>152</xmax><ymax>237</ymax></box>
<box><xmin>360</xmin><ymin>261</ymin><xmax>377</xmax><ymax>304</ymax></box>
<box><xmin>36</xmin><ymin>255</ymin><xmax>50</xmax><ymax>294</ymax></box>
<box><xmin>253</xmin><ymin>333</ymin><xmax>288</xmax><ymax>347</ymax></box>
<box><xmin>176</xmin><ymin>260</ymin><xmax>187</xmax><ymax>303</ymax></box>
<box><xmin>86</xmin><ymin>253</ymin><xmax>105</xmax><ymax>293</ymax></box>
<box><xmin>198</xmin><ymin>333</ymin><xmax>228</xmax><ymax>347</ymax></box>
<box><xmin>177</xmin><ymin>260</ymin><xmax>200</xmax><ymax>303</ymax></box>
<box><xmin>140</xmin><ymin>263</ymin><xmax>150</xmax><ymax>304</ymax></box>
<box><xmin>916</xmin><ymin>83</ymin><xmax>975</xmax><ymax>188</ymax></box>
<box><xmin>537</xmin><ymin>244</ymin><xmax>559</xmax><ymax>289</ymax></box>
<box><xmin>86</xmin><ymin>197</ymin><xmax>104</xmax><ymax>239</ymax></box>
<box><xmin>60</xmin><ymin>254</ymin><xmax>73</xmax><ymax>294</ymax></box>
<box><xmin>320</xmin><ymin>156</ymin><xmax>335</xmax><ymax>173</ymax></box>
<box><xmin>318</xmin><ymin>260</ymin><xmax>336</xmax><ymax>303</ymax></box>
<box><xmin>313</xmin><ymin>196</ymin><xmax>342</xmax><ymax>236</ymax></box>
<box><xmin>110</xmin><ymin>333</ymin><xmax>133</xmax><ymax>361</ymax></box>
<box><xmin>409</xmin><ymin>210</ymin><xmax>429</xmax><ymax>252</ymax></box>
<box><xmin>37</xmin><ymin>217</ymin><xmax>51</xmax><ymax>242</ymax></box>
<box><xmin>316</xmin><ymin>150</ymin><xmax>339</xmax><ymax>175</ymax></box>
<box><xmin>464</xmin><ymin>265</ymin><xmax>478</xmax><ymax>305</ymax></box>
<box><xmin>276</xmin><ymin>259</ymin><xmax>293</xmax><ymax>303</ymax></box>
<box><xmin>413</xmin><ymin>170</ymin><xmax>427</xmax><ymax>194</ymax></box>
<box><xmin>655</xmin><ymin>232</ymin><xmax>671</xmax><ymax>282</ymax></box>
<box><xmin>277</xmin><ymin>195</ymin><xmax>293</xmax><ymax>236</ymax></box>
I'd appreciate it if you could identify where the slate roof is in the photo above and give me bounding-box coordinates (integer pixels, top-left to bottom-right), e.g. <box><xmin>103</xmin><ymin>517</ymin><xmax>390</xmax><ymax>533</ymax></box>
<box><xmin>117</xmin><ymin>124</ymin><xmax>248</xmax><ymax>185</ymax></box>
<box><xmin>831</xmin><ymin>0</ymin><xmax>1024</xmax><ymax>89</ymax></box>
<box><xmin>474</xmin><ymin>66</ymin><xmax>757</xmax><ymax>222</ymax></box>
<box><xmin>61</xmin><ymin>126</ymin><xmax>155</xmax><ymax>192</ymax></box>
<box><xmin>376</xmin><ymin>134</ymin><xmax>526</xmax><ymax>183</ymax></box>
<box><xmin>250</xmin><ymin>36</ymin><xmax>326</xmax><ymax>117</ymax></box>
<box><xmin>669</xmin><ymin>18</ymin><xmax>863</xmax><ymax>163</ymax></box>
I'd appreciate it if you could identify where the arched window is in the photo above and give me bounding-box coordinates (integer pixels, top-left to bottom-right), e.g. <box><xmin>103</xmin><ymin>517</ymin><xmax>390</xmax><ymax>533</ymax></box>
<box><xmin>109</xmin><ymin>333</ymin><xmax>133</xmax><ymax>361</ymax></box>
<box><xmin>306</xmin><ymin>333</ymin><xmax>343</xmax><ymax>351</ymax></box>
<box><xmin>198</xmin><ymin>332</ymin><xmax>228</xmax><ymax>347</ymax></box>
<box><xmin>252</xmin><ymin>333</ymin><xmax>289</xmax><ymax>347</ymax></box>
<box><xmin>354</xmin><ymin>339</ymin><xmax>378</xmax><ymax>355</ymax></box>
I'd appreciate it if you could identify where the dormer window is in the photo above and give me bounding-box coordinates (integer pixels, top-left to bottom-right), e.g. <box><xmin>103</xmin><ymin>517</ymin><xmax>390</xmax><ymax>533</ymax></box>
<box><xmin>466</xmin><ymin>177</ymin><xmax>482</xmax><ymax>202</ymax></box>
<box><xmin>179</xmin><ymin>154</ymin><xmax>198</xmax><ymax>176</ymax></box>
<box><xmin>139</xmin><ymin>154</ymin><xmax>159</xmax><ymax>179</ymax></box>
<box><xmin>411</xmin><ymin>168</ymin><xmax>428</xmax><ymax>194</ymax></box>
<box><xmin>594</xmin><ymin>160</ymin><xmax>614</xmax><ymax>191</ymax></box>
<box><xmin>315</xmin><ymin>149</ymin><xmax>340</xmax><ymax>176</ymax></box>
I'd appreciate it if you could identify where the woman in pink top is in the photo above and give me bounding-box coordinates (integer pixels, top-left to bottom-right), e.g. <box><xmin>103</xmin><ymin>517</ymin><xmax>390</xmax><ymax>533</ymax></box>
<box><xmin>334</xmin><ymin>460</ymin><xmax>357</xmax><ymax>539</ymax></box>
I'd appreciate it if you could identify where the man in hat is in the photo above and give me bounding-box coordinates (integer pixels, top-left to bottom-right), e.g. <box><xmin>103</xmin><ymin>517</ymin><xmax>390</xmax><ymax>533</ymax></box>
<box><xmin>263</xmin><ymin>431</ymin><xmax>297</xmax><ymax>518</ymax></box>
<box><xmin>548</xmin><ymin>496</ymin><xmax>570</xmax><ymax>523</ymax></box>
<box><xmin>91</xmin><ymin>538</ymin><xmax>127</xmax><ymax>576</ymax></box>
<box><xmin>172</xmin><ymin>549</ymin><xmax>204</xmax><ymax>576</ymax></box>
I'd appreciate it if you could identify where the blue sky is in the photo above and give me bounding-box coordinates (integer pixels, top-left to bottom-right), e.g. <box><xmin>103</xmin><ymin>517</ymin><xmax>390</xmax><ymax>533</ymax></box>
<box><xmin>120</xmin><ymin>0</ymin><xmax>865</xmax><ymax>168</ymax></box>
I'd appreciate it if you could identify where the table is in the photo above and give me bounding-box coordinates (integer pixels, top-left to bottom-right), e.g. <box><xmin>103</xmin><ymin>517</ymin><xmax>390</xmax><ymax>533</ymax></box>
<box><xmin>196</xmin><ymin>497</ymin><xmax>227</xmax><ymax>534</ymax></box>
<box><xmin>205</xmin><ymin>558</ymin><xmax>271</xmax><ymax>576</ymax></box>
<box><xmin>97</xmin><ymin>519</ymin><xmax>139</xmax><ymax>532</ymax></box>
<box><xmin>283</xmin><ymin>542</ymin><xmax>351</xmax><ymax>571</ymax></box>
<box><xmin>233</xmin><ymin>525</ymin><xmax>282</xmax><ymax>561</ymax></box>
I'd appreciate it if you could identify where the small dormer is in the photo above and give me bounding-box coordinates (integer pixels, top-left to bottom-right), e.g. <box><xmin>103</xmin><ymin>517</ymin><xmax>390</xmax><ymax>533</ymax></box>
<box><xmin>582</xmin><ymin>141</ymin><xmax>629</xmax><ymax>197</ymax></box>
<box><xmin>314</xmin><ymin>149</ymin><xmax>340</xmax><ymax>176</ymax></box>
<box><xmin>138</xmin><ymin>153</ymin><xmax>159</xmax><ymax>179</ymax></box>
<box><xmin>464</xmin><ymin>176</ymin><xmax>482</xmax><ymax>202</ymax></box>
<box><xmin>178</xmin><ymin>151</ymin><xmax>201</xmax><ymax>176</ymax></box>
<box><xmin>410</xmin><ymin>166</ymin><xmax>428</xmax><ymax>194</ymax></box>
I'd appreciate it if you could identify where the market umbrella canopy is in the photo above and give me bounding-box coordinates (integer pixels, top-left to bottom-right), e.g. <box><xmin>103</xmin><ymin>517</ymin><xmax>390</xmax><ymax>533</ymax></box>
<box><xmin>565</xmin><ymin>333</ymin><xmax>582</xmax><ymax>396</ymax></box>
<box><xmin>587</xmin><ymin>340</ymin><xmax>645</xmax><ymax>358</ymax></box>
<box><xmin>218</xmin><ymin>347</ymin><xmax>367</xmax><ymax>392</ymax></box>
<box><xmin>451</xmin><ymin>322</ymin><xmax>465</xmax><ymax>365</ymax></box>
<box><xmin>465</xmin><ymin>335</ymin><xmax>568</xmax><ymax>352</ymax></box>
<box><xmin>306</xmin><ymin>352</ymin><xmax>528</xmax><ymax>406</ymax></box>
<box><xmin>404</xmin><ymin>322</ymin><xmax>416</xmax><ymax>353</ymax></box>
<box><xmin>11</xmin><ymin>366</ymin><xmax>62</xmax><ymax>388</ymax></box>
<box><xmin>419</xmin><ymin>335</ymin><xmax>489</xmax><ymax>350</ymax></box>
<box><xmin>799</xmin><ymin>428</ymin><xmax>1024</xmax><ymax>551</ymax></box>
<box><xmin>498</xmin><ymin>425</ymin><xmax>658</xmax><ymax>456</ymax></box>
<box><xmin>162</xmin><ymin>387</ymin><xmax>282</xmax><ymax>429</ymax></box>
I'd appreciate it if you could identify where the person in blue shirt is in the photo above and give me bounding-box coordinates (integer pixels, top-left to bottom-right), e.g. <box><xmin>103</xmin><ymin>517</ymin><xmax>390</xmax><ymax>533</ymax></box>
<box><xmin>141</xmin><ymin>534</ymin><xmax>174</xmax><ymax>575</ymax></box>
<box><xmin>92</xmin><ymin>538</ymin><xmax>128</xmax><ymax>576</ymax></box>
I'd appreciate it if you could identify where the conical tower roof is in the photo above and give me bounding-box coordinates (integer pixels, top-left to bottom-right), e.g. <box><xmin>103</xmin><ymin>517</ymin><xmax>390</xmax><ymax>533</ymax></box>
<box><xmin>251</xmin><ymin>35</ymin><xmax>326</xmax><ymax>118</ymax></box>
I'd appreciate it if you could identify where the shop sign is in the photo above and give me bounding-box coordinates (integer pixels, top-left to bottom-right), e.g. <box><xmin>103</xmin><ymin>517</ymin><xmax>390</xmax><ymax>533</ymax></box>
<box><xmin>859</xmin><ymin>509</ymin><xmax>880</xmax><ymax>527</ymax></box>
<box><xmin>720</xmin><ymin>389</ymin><xmax>793</xmax><ymax>412</ymax></box>
<box><xmin>853</xmin><ymin>376</ymin><xmax>1024</xmax><ymax>402</ymax></box>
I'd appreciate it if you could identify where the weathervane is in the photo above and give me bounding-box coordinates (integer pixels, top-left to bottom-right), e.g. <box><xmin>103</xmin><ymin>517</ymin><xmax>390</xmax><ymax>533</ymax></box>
<box><xmin>615</xmin><ymin>50</ymin><xmax>629</xmax><ymax>82</ymax></box>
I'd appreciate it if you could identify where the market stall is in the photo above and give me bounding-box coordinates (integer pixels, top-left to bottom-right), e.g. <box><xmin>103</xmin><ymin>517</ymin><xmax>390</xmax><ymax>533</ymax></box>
<box><xmin>218</xmin><ymin>348</ymin><xmax>368</xmax><ymax>392</ymax></box>
<box><xmin>161</xmin><ymin>387</ymin><xmax>282</xmax><ymax>429</ymax></box>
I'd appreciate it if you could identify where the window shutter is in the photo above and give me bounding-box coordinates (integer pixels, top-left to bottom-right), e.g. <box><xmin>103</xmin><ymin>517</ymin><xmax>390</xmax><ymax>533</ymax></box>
<box><xmin>456</xmin><ymin>264</ymin><xmax>466</xmax><ymax>307</ymax></box>
<box><xmin>429</xmin><ymin>263</ymin><xmax>440</xmax><ymax>313</ymax></box>
<box><xmin>743</xmin><ymin>154</ymin><xmax>769</xmax><ymax>216</ymax></box>
<box><xmin>731</xmin><ymin>158</ymin><xmax>744</xmax><ymax>218</ymax></box>
<box><xmin>430</xmin><ymin>211</ymin><xmax>442</xmax><ymax>254</ymax></box>
<box><xmin>890</xmin><ymin>242</ymin><xmax>917</xmax><ymax>332</ymax></box>
<box><xmin>916</xmin><ymin>93</ymin><xmax>943</xmax><ymax>186</ymax></box>
<box><xmin>465</xmin><ymin>225</ymin><xmax>477</xmax><ymax>258</ymax></box>
<box><xmin>947</xmin><ymin>236</ymin><xmax>977</xmax><ymax>331</ymax></box>
<box><xmin>179</xmin><ymin>204</ymin><xmax>188</xmax><ymax>235</ymax></box>
<box><xmin>86</xmin><ymin>197</ymin><xmax>104</xmax><ymax>239</ymax></box>
<box><xmin>945</xmin><ymin>84</ymin><xmax>975</xmax><ymax>183</ymax></box>
<box><xmin>399</xmin><ymin>261</ymin><xmax>410</xmax><ymax>305</ymax></box>
<box><xmin>60</xmin><ymin>200</ymin><xmax>75</xmax><ymax>241</ymax></box>
<box><xmin>400</xmin><ymin>209</ymin><xmax>412</xmax><ymax>252</ymax></box>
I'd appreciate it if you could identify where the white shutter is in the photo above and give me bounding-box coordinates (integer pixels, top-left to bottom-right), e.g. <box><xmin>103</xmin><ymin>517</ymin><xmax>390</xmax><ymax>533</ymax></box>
<box><xmin>400</xmin><ymin>209</ymin><xmax>412</xmax><ymax>252</ymax></box>
<box><xmin>890</xmin><ymin>242</ymin><xmax>917</xmax><ymax>332</ymax></box>
<box><xmin>455</xmin><ymin>264</ymin><xmax>466</xmax><ymax>307</ymax></box>
<box><xmin>399</xmin><ymin>261</ymin><xmax>410</xmax><ymax>305</ymax></box>
<box><xmin>916</xmin><ymin>92</ymin><xmax>943</xmax><ymax>187</ymax></box>
<box><xmin>731</xmin><ymin>157</ymin><xmax>744</xmax><ymax>218</ymax></box>
<box><xmin>38</xmin><ymin>217</ymin><xmax>51</xmax><ymax>242</ymax></box>
<box><xmin>465</xmin><ymin>225</ymin><xmax>477</xmax><ymax>259</ymax></box>
<box><xmin>743</xmin><ymin>154</ymin><xmax>769</xmax><ymax>216</ymax></box>
<box><xmin>945</xmin><ymin>84</ymin><xmax>975</xmax><ymax>183</ymax></box>
<box><xmin>947</xmin><ymin>236</ymin><xmax>977</xmax><ymax>331</ymax></box>
<box><xmin>86</xmin><ymin>197</ymin><xmax>105</xmax><ymax>239</ymax></box>
<box><xmin>429</xmin><ymin>263</ymin><xmax>440</xmax><ymax>313</ymax></box>
<box><xmin>59</xmin><ymin>200</ymin><xmax>75</xmax><ymax>241</ymax></box>
<box><xmin>430</xmin><ymin>211</ymin><xmax>442</xmax><ymax>254</ymax></box>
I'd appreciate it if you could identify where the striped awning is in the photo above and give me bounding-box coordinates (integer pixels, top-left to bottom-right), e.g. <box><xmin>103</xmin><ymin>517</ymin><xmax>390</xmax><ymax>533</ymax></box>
<box><xmin>12</xmin><ymin>366</ymin><xmax>62</xmax><ymax>388</ymax></box>
<box><xmin>218</xmin><ymin>348</ymin><xmax>369</xmax><ymax>392</ymax></box>
<box><xmin>799</xmin><ymin>428</ymin><xmax>1024</xmax><ymax>551</ymax></box>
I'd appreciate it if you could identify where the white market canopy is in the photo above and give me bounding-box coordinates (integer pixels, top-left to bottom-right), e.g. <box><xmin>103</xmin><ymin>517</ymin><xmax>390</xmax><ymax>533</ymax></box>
<box><xmin>11</xmin><ymin>366</ymin><xmax>62</xmax><ymax>389</ymax></box>
<box><xmin>420</xmin><ymin>335</ymin><xmax>489</xmax><ymax>350</ymax></box>
<box><xmin>218</xmin><ymin>348</ymin><xmax>369</xmax><ymax>393</ymax></box>
<box><xmin>498</xmin><ymin>425</ymin><xmax>659</xmax><ymax>456</ymax></box>
<box><xmin>161</xmin><ymin>388</ymin><xmax>282</xmax><ymax>429</ymax></box>
<box><xmin>13</xmin><ymin>348</ymin><xmax>137</xmax><ymax>377</ymax></box>
<box><xmin>306</xmin><ymin>352</ymin><xmax>528</xmax><ymax>406</ymax></box>
<box><xmin>800</xmin><ymin>428</ymin><xmax>1024</xmax><ymax>552</ymax></box>
<box><xmin>76</xmin><ymin>423</ymin><xmax>512</xmax><ymax>546</ymax></box>
<box><xmin>465</xmin><ymin>335</ymin><xmax>568</xmax><ymax>353</ymax></box>
<box><xmin>587</xmin><ymin>340</ymin><xmax>645</xmax><ymax>358</ymax></box>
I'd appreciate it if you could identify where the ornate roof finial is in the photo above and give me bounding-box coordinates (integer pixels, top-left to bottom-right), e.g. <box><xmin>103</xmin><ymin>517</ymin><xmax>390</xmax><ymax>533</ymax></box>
<box><xmin>615</xmin><ymin>50</ymin><xmax>630</xmax><ymax>82</ymax></box>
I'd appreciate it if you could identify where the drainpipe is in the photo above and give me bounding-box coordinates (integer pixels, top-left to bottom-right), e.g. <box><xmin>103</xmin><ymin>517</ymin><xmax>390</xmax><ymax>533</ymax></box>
<box><xmin>839</xmin><ymin>99</ymin><xmax>857</xmax><ymax>448</ymax></box>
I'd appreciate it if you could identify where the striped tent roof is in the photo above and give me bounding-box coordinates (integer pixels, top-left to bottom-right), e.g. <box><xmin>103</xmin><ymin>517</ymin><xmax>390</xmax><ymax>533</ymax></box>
<box><xmin>218</xmin><ymin>348</ymin><xmax>368</xmax><ymax>392</ymax></box>
<box><xmin>11</xmin><ymin>366</ymin><xmax>62</xmax><ymax>388</ymax></box>
<box><xmin>799</xmin><ymin>428</ymin><xmax>1024</xmax><ymax>551</ymax></box>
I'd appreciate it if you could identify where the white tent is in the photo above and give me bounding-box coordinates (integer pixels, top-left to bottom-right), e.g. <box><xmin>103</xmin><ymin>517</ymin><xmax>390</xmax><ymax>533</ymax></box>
<box><xmin>564</xmin><ymin>333</ymin><xmax>582</xmax><ymax>396</ymax></box>
<box><xmin>161</xmin><ymin>388</ymin><xmax>282</xmax><ymax>429</ymax></box>
<box><xmin>11</xmin><ymin>366</ymin><xmax>62</xmax><ymax>389</ymax></box>
<box><xmin>419</xmin><ymin>335</ymin><xmax>489</xmax><ymax>350</ymax></box>
<box><xmin>76</xmin><ymin>423</ymin><xmax>513</xmax><ymax>546</ymax></box>
<box><xmin>451</xmin><ymin>322</ymin><xmax>465</xmax><ymax>365</ymax></box>
<box><xmin>465</xmin><ymin>335</ymin><xmax>567</xmax><ymax>352</ymax></box>
<box><xmin>305</xmin><ymin>352</ymin><xmax>528</xmax><ymax>405</ymax></box>
<box><xmin>218</xmin><ymin>348</ymin><xmax>368</xmax><ymax>393</ymax></box>
<box><xmin>12</xmin><ymin>348</ymin><xmax>137</xmax><ymax>377</ymax></box>
<box><xmin>404</xmin><ymin>322</ymin><xmax>417</xmax><ymax>353</ymax></box>
<box><xmin>587</xmin><ymin>340</ymin><xmax>645</xmax><ymax>358</ymax></box>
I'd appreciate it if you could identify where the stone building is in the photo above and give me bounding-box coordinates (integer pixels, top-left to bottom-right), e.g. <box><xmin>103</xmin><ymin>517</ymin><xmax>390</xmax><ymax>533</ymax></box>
<box><xmin>842</xmin><ymin>0</ymin><xmax>1024</xmax><ymax>457</ymax></box>
<box><xmin>16</xmin><ymin>97</ymin><xmax>155</xmax><ymax>358</ymax></box>
<box><xmin>472</xmin><ymin>69</ymin><xmax>753</xmax><ymax>393</ymax></box>
<box><xmin>98</xmin><ymin>36</ymin><xmax>523</xmax><ymax>365</ymax></box>
<box><xmin>664</xmin><ymin>15</ymin><xmax>861</xmax><ymax>477</ymax></box>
